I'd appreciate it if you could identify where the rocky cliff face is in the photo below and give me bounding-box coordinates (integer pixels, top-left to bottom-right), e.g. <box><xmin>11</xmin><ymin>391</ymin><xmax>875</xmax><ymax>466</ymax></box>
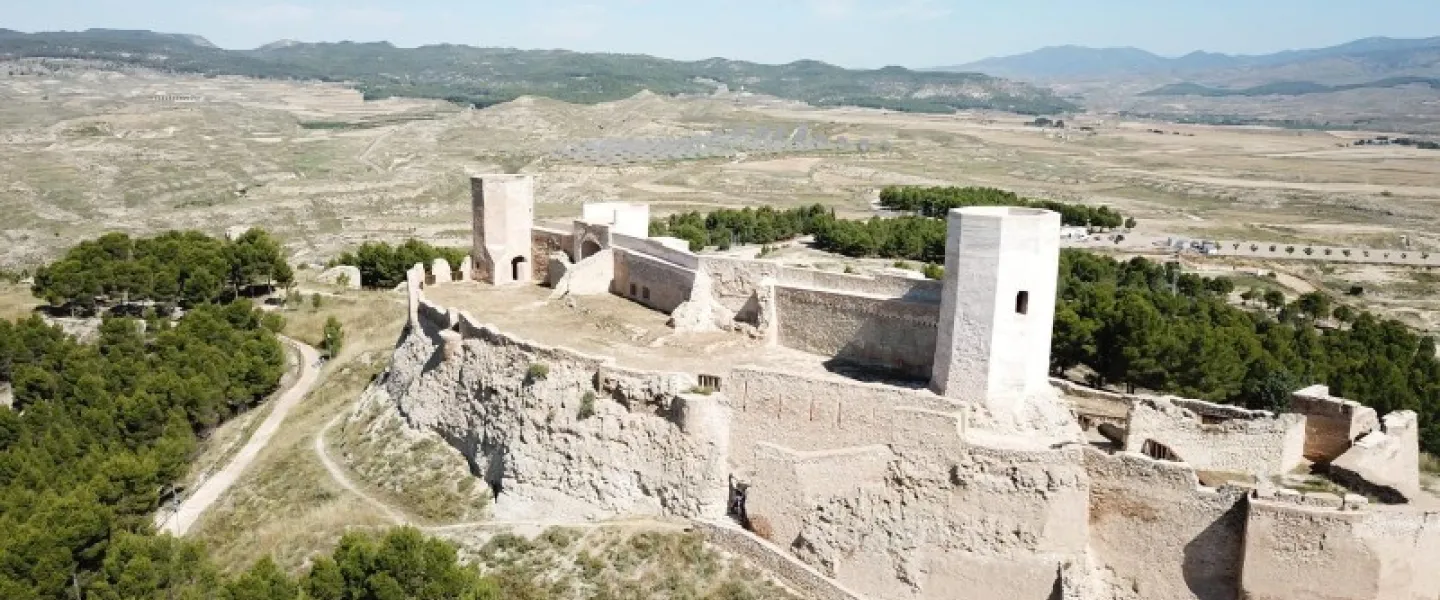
<box><xmin>383</xmin><ymin>319</ymin><xmax>727</xmax><ymax>521</ymax></box>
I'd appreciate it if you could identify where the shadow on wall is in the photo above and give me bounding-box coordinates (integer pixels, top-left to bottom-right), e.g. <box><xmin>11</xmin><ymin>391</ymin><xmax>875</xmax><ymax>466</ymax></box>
<box><xmin>819</xmin><ymin>296</ymin><xmax>938</xmax><ymax>382</ymax></box>
<box><xmin>1181</xmin><ymin>500</ymin><xmax>1245</xmax><ymax>600</ymax></box>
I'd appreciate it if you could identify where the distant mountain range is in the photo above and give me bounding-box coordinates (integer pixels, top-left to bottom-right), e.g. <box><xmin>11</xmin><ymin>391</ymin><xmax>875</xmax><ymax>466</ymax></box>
<box><xmin>933</xmin><ymin>36</ymin><xmax>1440</xmax><ymax>88</ymax></box>
<box><xmin>0</xmin><ymin>28</ymin><xmax>1075</xmax><ymax>114</ymax></box>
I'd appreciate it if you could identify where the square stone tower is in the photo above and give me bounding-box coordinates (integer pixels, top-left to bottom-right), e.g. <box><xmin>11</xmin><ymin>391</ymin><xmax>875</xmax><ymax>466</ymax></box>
<box><xmin>470</xmin><ymin>173</ymin><xmax>535</xmax><ymax>285</ymax></box>
<box><xmin>930</xmin><ymin>206</ymin><xmax>1062</xmax><ymax>415</ymax></box>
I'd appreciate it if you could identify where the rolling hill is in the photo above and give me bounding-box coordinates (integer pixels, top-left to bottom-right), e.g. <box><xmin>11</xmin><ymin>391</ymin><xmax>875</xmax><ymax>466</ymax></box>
<box><xmin>0</xmin><ymin>29</ymin><xmax>1076</xmax><ymax>114</ymax></box>
<box><xmin>934</xmin><ymin>36</ymin><xmax>1440</xmax><ymax>86</ymax></box>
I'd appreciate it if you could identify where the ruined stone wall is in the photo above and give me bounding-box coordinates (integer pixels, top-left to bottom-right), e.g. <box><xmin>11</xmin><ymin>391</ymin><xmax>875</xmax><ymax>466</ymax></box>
<box><xmin>611</xmin><ymin>248</ymin><xmax>696</xmax><ymax>313</ymax></box>
<box><xmin>726</xmin><ymin>366</ymin><xmax>965</xmax><ymax>471</ymax></box>
<box><xmin>387</xmin><ymin>294</ymin><xmax>726</xmax><ymax>519</ymax></box>
<box><xmin>1240</xmin><ymin>499</ymin><xmax>1440</xmax><ymax>600</ymax></box>
<box><xmin>1124</xmin><ymin>398</ymin><xmax>1306</xmax><ymax>477</ymax></box>
<box><xmin>774</xmin><ymin>286</ymin><xmax>941</xmax><ymax>379</ymax></box>
<box><xmin>785</xmin><ymin>409</ymin><xmax>1091</xmax><ymax>600</ymax></box>
<box><xmin>531</xmin><ymin>226</ymin><xmax>573</xmax><ymax>283</ymax></box>
<box><xmin>548</xmin><ymin>249</ymin><xmax>614</xmax><ymax>297</ymax></box>
<box><xmin>1084</xmin><ymin>449</ymin><xmax>1247</xmax><ymax>600</ymax></box>
<box><xmin>1290</xmin><ymin>385</ymin><xmax>1380</xmax><ymax>463</ymax></box>
<box><xmin>699</xmin><ymin>257</ymin><xmax>780</xmax><ymax>317</ymax></box>
<box><xmin>692</xmin><ymin>520</ymin><xmax>865</xmax><ymax>600</ymax></box>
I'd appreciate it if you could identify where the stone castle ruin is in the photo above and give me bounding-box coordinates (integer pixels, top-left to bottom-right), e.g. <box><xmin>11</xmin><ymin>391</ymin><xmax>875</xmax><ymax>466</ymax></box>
<box><xmin>379</xmin><ymin>172</ymin><xmax>1440</xmax><ymax>600</ymax></box>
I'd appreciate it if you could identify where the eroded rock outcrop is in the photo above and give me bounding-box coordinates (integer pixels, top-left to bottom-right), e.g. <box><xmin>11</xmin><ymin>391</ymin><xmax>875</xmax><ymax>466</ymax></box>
<box><xmin>384</xmin><ymin>315</ymin><xmax>726</xmax><ymax>521</ymax></box>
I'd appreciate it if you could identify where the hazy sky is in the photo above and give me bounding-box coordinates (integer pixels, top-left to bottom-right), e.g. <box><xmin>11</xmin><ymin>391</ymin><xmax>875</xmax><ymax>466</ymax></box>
<box><xmin>8</xmin><ymin>0</ymin><xmax>1440</xmax><ymax>68</ymax></box>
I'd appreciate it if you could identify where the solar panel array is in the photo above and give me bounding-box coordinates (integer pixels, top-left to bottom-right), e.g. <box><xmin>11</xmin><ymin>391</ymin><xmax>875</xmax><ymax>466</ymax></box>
<box><xmin>545</xmin><ymin>125</ymin><xmax>884</xmax><ymax>165</ymax></box>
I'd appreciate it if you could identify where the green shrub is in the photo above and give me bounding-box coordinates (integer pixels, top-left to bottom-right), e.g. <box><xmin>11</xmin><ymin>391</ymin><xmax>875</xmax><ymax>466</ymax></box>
<box><xmin>579</xmin><ymin>390</ymin><xmax>596</xmax><ymax>419</ymax></box>
<box><xmin>526</xmin><ymin>363</ymin><xmax>549</xmax><ymax>382</ymax></box>
<box><xmin>687</xmin><ymin>386</ymin><xmax>714</xmax><ymax>396</ymax></box>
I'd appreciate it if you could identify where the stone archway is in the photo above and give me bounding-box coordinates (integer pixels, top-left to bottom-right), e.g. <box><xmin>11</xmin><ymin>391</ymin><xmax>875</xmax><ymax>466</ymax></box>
<box><xmin>581</xmin><ymin>239</ymin><xmax>603</xmax><ymax>259</ymax></box>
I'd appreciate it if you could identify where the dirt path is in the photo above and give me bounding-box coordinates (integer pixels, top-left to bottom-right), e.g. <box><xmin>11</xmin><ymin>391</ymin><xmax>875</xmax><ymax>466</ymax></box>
<box><xmin>314</xmin><ymin>403</ymin><xmax>686</xmax><ymax>535</ymax></box>
<box><xmin>156</xmin><ymin>337</ymin><xmax>322</xmax><ymax>536</ymax></box>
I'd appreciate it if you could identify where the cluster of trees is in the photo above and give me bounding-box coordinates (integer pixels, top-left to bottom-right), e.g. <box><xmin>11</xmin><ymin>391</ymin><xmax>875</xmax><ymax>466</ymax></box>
<box><xmin>878</xmin><ymin>186</ymin><xmax>1130</xmax><ymax>229</ymax></box>
<box><xmin>0</xmin><ymin>299</ymin><xmax>288</xmax><ymax>597</ymax></box>
<box><xmin>65</xmin><ymin>527</ymin><xmax>501</xmax><ymax>600</ymax></box>
<box><xmin>31</xmin><ymin>229</ymin><xmax>292</xmax><ymax>312</ymax></box>
<box><xmin>1051</xmin><ymin>251</ymin><xmax>1440</xmax><ymax>453</ymax></box>
<box><xmin>332</xmin><ymin>240</ymin><xmax>468</xmax><ymax>289</ymax></box>
<box><xmin>811</xmin><ymin>216</ymin><xmax>947</xmax><ymax>265</ymax></box>
<box><xmin>649</xmin><ymin>205</ymin><xmax>832</xmax><ymax>252</ymax></box>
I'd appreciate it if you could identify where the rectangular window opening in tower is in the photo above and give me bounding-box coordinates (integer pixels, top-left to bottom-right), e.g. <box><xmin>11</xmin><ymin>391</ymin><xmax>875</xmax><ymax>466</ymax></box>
<box><xmin>1016</xmin><ymin>291</ymin><xmax>1030</xmax><ymax>315</ymax></box>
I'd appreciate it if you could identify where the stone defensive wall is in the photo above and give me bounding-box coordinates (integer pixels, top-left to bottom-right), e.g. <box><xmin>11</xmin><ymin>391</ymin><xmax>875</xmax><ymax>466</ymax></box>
<box><xmin>1124</xmin><ymin>397</ymin><xmax>1306</xmax><ymax>478</ymax></box>
<box><xmin>1213</xmin><ymin>240</ymin><xmax>1440</xmax><ymax>267</ymax></box>
<box><xmin>531</xmin><ymin>225</ymin><xmax>574</xmax><ymax>282</ymax></box>
<box><xmin>613</xmin><ymin>247</ymin><xmax>697</xmax><ymax>313</ymax></box>
<box><xmin>726</xmin><ymin>366</ymin><xmax>965</xmax><ymax>468</ymax></box>
<box><xmin>1290</xmin><ymin>384</ymin><xmax>1380</xmax><ymax>463</ymax></box>
<box><xmin>692</xmin><ymin>520</ymin><xmax>865</xmax><ymax>600</ymax></box>
<box><xmin>773</xmin><ymin>287</ymin><xmax>940</xmax><ymax>379</ymax></box>
<box><xmin>393</xmin><ymin>285</ymin><xmax>729</xmax><ymax>519</ymax></box>
<box><xmin>1240</xmin><ymin>496</ymin><xmax>1440</xmax><ymax>600</ymax></box>
<box><xmin>1084</xmin><ymin>448</ymin><xmax>1248</xmax><ymax>600</ymax></box>
<box><xmin>773</xmin><ymin>266</ymin><xmax>943</xmax><ymax>303</ymax></box>
<box><xmin>612</xmin><ymin>232</ymin><xmax>700</xmax><ymax>270</ymax></box>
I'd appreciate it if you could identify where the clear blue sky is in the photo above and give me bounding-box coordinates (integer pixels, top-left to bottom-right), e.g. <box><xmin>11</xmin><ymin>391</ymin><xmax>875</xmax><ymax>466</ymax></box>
<box><xmin>8</xmin><ymin>0</ymin><xmax>1440</xmax><ymax>68</ymax></box>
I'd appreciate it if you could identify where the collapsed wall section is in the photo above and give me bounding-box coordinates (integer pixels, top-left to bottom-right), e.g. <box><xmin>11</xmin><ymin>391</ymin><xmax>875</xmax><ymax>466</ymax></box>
<box><xmin>1083</xmin><ymin>449</ymin><xmax>1247</xmax><ymax>600</ymax></box>
<box><xmin>385</xmin><ymin>294</ymin><xmax>727</xmax><ymax>519</ymax></box>
<box><xmin>531</xmin><ymin>226</ymin><xmax>573</xmax><ymax>282</ymax></box>
<box><xmin>774</xmin><ymin>286</ymin><xmax>940</xmax><ymax>379</ymax></box>
<box><xmin>1124</xmin><ymin>397</ymin><xmax>1306</xmax><ymax>478</ymax></box>
<box><xmin>1290</xmin><ymin>384</ymin><xmax>1380</xmax><ymax>463</ymax></box>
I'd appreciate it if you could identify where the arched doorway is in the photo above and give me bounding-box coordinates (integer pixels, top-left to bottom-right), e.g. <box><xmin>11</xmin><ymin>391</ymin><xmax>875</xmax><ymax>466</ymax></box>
<box><xmin>510</xmin><ymin>256</ymin><xmax>527</xmax><ymax>282</ymax></box>
<box><xmin>581</xmin><ymin>239</ymin><xmax>603</xmax><ymax>259</ymax></box>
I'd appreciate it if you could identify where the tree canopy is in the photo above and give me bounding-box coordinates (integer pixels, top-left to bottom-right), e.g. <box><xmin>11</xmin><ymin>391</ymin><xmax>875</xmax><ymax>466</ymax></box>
<box><xmin>31</xmin><ymin>229</ymin><xmax>293</xmax><ymax>312</ymax></box>
<box><xmin>1053</xmin><ymin>251</ymin><xmax>1440</xmax><ymax>453</ymax></box>
<box><xmin>878</xmin><ymin>186</ymin><xmax>1127</xmax><ymax>228</ymax></box>
<box><xmin>0</xmin><ymin>299</ymin><xmax>287</xmax><ymax>597</ymax></box>
<box><xmin>333</xmin><ymin>240</ymin><xmax>468</xmax><ymax>289</ymax></box>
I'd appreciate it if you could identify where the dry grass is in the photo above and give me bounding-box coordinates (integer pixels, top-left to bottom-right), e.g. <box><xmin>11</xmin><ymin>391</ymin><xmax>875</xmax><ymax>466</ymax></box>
<box><xmin>329</xmin><ymin>386</ymin><xmax>491</xmax><ymax>523</ymax></box>
<box><xmin>441</xmin><ymin>526</ymin><xmax>800</xmax><ymax>600</ymax></box>
<box><xmin>0</xmin><ymin>283</ymin><xmax>39</xmax><ymax>321</ymax></box>
<box><xmin>190</xmin><ymin>289</ymin><xmax>409</xmax><ymax>573</ymax></box>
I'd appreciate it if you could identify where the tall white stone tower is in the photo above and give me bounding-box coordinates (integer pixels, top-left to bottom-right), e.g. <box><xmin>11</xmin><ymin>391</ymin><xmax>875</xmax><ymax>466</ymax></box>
<box><xmin>930</xmin><ymin>207</ymin><xmax>1061</xmax><ymax>417</ymax></box>
<box><xmin>470</xmin><ymin>173</ymin><xmax>535</xmax><ymax>285</ymax></box>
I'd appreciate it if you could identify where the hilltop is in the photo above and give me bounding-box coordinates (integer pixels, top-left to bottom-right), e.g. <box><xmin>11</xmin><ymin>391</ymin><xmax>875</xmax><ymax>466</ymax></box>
<box><xmin>0</xmin><ymin>28</ymin><xmax>1074</xmax><ymax>115</ymax></box>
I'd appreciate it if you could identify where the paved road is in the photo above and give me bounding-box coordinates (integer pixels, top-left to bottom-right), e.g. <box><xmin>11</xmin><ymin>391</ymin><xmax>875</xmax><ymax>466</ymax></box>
<box><xmin>157</xmin><ymin>337</ymin><xmax>322</xmax><ymax>536</ymax></box>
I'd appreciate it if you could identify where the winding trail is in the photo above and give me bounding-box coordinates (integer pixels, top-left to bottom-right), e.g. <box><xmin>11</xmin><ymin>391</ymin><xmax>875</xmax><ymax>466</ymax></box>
<box><xmin>157</xmin><ymin>337</ymin><xmax>322</xmax><ymax>536</ymax></box>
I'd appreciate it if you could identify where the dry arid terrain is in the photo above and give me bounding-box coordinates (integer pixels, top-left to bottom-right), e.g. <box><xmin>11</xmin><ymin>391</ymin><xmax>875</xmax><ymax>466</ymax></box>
<box><xmin>5</xmin><ymin>61</ymin><xmax>1439</xmax><ymax>329</ymax></box>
